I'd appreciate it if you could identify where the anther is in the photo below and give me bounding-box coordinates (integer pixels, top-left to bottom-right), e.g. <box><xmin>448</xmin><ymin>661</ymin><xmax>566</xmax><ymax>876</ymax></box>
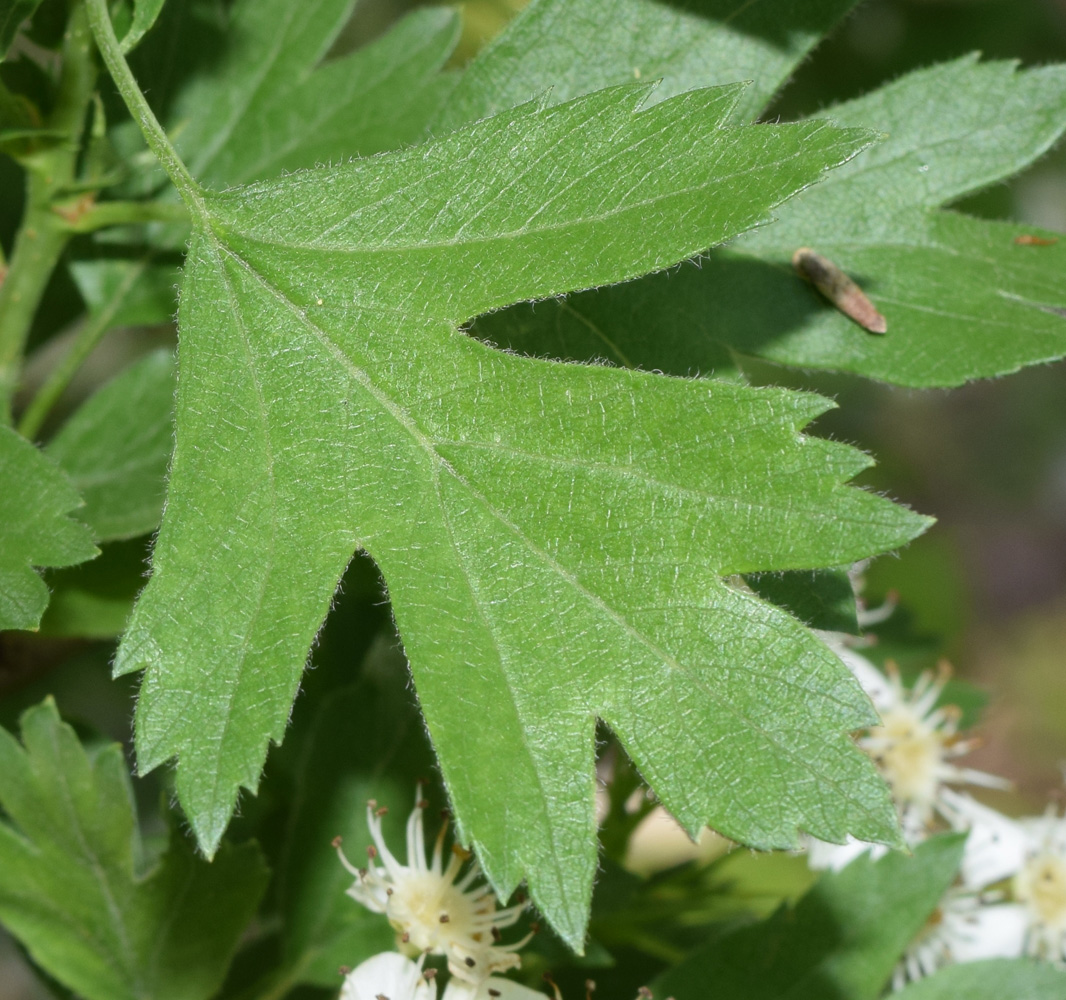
<box><xmin>367</xmin><ymin>845</ymin><xmax>378</xmax><ymax>859</ymax></box>
<box><xmin>331</xmin><ymin>835</ymin><xmax>343</xmax><ymax>848</ymax></box>
<box><xmin>465</xmin><ymin>957</ymin><xmax>476</xmax><ymax>968</ymax></box>
<box><xmin>439</xmin><ymin>913</ymin><xmax>450</xmax><ymax>923</ymax></box>
<box><xmin>376</xmin><ymin>806</ymin><xmax>389</xmax><ymax>817</ymax></box>
<box><xmin>401</xmin><ymin>932</ymin><xmax>410</xmax><ymax>943</ymax></box>
<box><xmin>424</xmin><ymin>969</ymin><xmax>438</xmax><ymax>981</ymax></box>
<box><xmin>338</xmin><ymin>965</ymin><xmax>351</xmax><ymax>976</ymax></box>
<box><xmin>638</xmin><ymin>988</ymin><xmax>653</xmax><ymax>999</ymax></box>
<box><xmin>491</xmin><ymin>926</ymin><xmax>502</xmax><ymax>942</ymax></box>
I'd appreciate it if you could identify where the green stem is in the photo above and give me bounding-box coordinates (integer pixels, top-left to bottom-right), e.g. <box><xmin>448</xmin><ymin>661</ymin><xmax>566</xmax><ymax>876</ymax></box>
<box><xmin>17</xmin><ymin>254</ymin><xmax>157</xmax><ymax>439</ymax></box>
<box><xmin>84</xmin><ymin>0</ymin><xmax>205</xmax><ymax>217</ymax></box>
<box><xmin>0</xmin><ymin>3</ymin><xmax>97</xmax><ymax>425</ymax></box>
<box><xmin>61</xmin><ymin>198</ymin><xmax>191</xmax><ymax>233</ymax></box>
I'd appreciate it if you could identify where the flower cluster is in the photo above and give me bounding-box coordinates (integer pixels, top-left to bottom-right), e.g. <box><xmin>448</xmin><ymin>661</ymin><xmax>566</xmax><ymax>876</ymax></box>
<box><xmin>806</xmin><ymin>570</ymin><xmax>1066</xmax><ymax>988</ymax></box>
<box><xmin>334</xmin><ymin>787</ymin><xmax>539</xmax><ymax>999</ymax></box>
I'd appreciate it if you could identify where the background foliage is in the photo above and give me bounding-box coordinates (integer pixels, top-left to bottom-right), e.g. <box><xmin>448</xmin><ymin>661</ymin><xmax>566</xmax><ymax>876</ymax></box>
<box><xmin>3</xmin><ymin>0</ymin><xmax>1066</xmax><ymax>998</ymax></box>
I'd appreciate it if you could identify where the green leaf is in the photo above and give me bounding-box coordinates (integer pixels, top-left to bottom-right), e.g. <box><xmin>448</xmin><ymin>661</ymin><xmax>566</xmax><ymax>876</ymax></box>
<box><xmin>0</xmin><ymin>0</ymin><xmax>42</xmax><ymax>59</ymax></box>
<box><xmin>892</xmin><ymin>961</ymin><xmax>1066</xmax><ymax>1000</ymax></box>
<box><xmin>0</xmin><ymin>698</ymin><xmax>268</xmax><ymax>1000</ymax></box>
<box><xmin>119</xmin><ymin>0</ymin><xmax>164</xmax><ymax>54</ymax></box>
<box><xmin>745</xmin><ymin>568</ymin><xmax>859</xmax><ymax>634</ymax></box>
<box><xmin>0</xmin><ymin>425</ymin><xmax>97</xmax><ymax>631</ymax></box>
<box><xmin>115</xmin><ymin>84</ymin><xmax>928</xmax><ymax>946</ymax></box>
<box><xmin>170</xmin><ymin>0</ymin><xmax>461</xmax><ymax>186</ymax></box>
<box><xmin>653</xmin><ymin>835</ymin><xmax>966</xmax><ymax>1000</ymax></box>
<box><xmin>437</xmin><ymin>0</ymin><xmax>860</xmax><ymax>128</ymax></box>
<box><xmin>45</xmin><ymin>350</ymin><xmax>174</xmax><ymax>541</ymax></box>
<box><xmin>484</xmin><ymin>57</ymin><xmax>1066</xmax><ymax>386</ymax></box>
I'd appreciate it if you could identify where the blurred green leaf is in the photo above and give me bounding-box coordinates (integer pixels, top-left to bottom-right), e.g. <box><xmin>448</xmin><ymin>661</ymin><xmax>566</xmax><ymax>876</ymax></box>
<box><xmin>0</xmin><ymin>425</ymin><xmax>97</xmax><ymax>631</ymax></box>
<box><xmin>112</xmin><ymin>83</ymin><xmax>927</xmax><ymax>947</ymax></box>
<box><xmin>892</xmin><ymin>960</ymin><xmax>1066</xmax><ymax>999</ymax></box>
<box><xmin>45</xmin><ymin>349</ymin><xmax>174</xmax><ymax>541</ymax></box>
<box><xmin>654</xmin><ymin>835</ymin><xmax>966</xmax><ymax>1000</ymax></box>
<box><xmin>438</xmin><ymin>0</ymin><xmax>861</xmax><ymax>128</ymax></box>
<box><xmin>170</xmin><ymin>0</ymin><xmax>460</xmax><ymax>186</ymax></box>
<box><xmin>0</xmin><ymin>698</ymin><xmax>268</xmax><ymax>1000</ymax></box>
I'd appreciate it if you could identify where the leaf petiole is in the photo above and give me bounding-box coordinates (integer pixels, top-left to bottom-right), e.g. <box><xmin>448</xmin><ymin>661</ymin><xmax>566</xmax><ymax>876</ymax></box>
<box><xmin>84</xmin><ymin>0</ymin><xmax>205</xmax><ymax>219</ymax></box>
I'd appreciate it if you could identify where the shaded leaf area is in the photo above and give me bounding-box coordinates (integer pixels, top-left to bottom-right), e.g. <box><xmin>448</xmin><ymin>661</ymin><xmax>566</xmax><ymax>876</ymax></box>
<box><xmin>0</xmin><ymin>699</ymin><xmax>268</xmax><ymax>1000</ymax></box>
<box><xmin>436</xmin><ymin>0</ymin><xmax>860</xmax><ymax>128</ymax></box>
<box><xmin>114</xmin><ymin>84</ymin><xmax>928</xmax><ymax>946</ymax></box>
<box><xmin>893</xmin><ymin>960</ymin><xmax>1066</xmax><ymax>1000</ymax></box>
<box><xmin>476</xmin><ymin>57</ymin><xmax>1066</xmax><ymax>386</ymax></box>
<box><xmin>745</xmin><ymin>568</ymin><xmax>858</xmax><ymax>635</ymax></box>
<box><xmin>654</xmin><ymin>836</ymin><xmax>966</xmax><ymax>1000</ymax></box>
<box><xmin>0</xmin><ymin>424</ymin><xmax>96</xmax><ymax>631</ymax></box>
<box><xmin>45</xmin><ymin>349</ymin><xmax>174</xmax><ymax>541</ymax></box>
<box><xmin>38</xmin><ymin>535</ymin><xmax>149</xmax><ymax>638</ymax></box>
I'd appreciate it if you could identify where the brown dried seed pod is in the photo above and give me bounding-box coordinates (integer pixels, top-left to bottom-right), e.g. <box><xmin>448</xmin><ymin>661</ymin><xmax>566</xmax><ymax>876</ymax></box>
<box><xmin>792</xmin><ymin>247</ymin><xmax>887</xmax><ymax>335</ymax></box>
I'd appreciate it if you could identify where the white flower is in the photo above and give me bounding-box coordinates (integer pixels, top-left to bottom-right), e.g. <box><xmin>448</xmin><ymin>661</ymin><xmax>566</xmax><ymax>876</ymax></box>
<box><xmin>807</xmin><ymin>653</ymin><xmax>1008</xmax><ymax>872</ymax></box>
<box><xmin>336</xmin><ymin>789</ymin><xmax>531</xmax><ymax>985</ymax></box>
<box><xmin>340</xmin><ymin>952</ymin><xmax>436</xmax><ymax>1000</ymax></box>
<box><xmin>893</xmin><ymin>888</ymin><xmax>1027</xmax><ymax>989</ymax></box>
<box><xmin>934</xmin><ymin>790</ymin><xmax>1066</xmax><ymax>968</ymax></box>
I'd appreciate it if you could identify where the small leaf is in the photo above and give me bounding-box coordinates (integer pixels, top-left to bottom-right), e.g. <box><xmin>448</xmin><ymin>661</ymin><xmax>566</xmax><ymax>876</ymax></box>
<box><xmin>653</xmin><ymin>835</ymin><xmax>966</xmax><ymax>1000</ymax></box>
<box><xmin>0</xmin><ymin>425</ymin><xmax>97</xmax><ymax>631</ymax></box>
<box><xmin>0</xmin><ymin>698</ymin><xmax>268</xmax><ymax>1000</ymax></box>
<box><xmin>45</xmin><ymin>350</ymin><xmax>175</xmax><ymax>542</ymax></box>
<box><xmin>892</xmin><ymin>961</ymin><xmax>1066</xmax><ymax>1000</ymax></box>
<box><xmin>115</xmin><ymin>84</ymin><xmax>927</xmax><ymax>946</ymax></box>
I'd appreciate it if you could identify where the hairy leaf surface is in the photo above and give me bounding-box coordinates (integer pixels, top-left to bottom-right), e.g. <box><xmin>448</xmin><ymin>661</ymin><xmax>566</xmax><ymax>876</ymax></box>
<box><xmin>0</xmin><ymin>699</ymin><xmax>268</xmax><ymax>1000</ymax></box>
<box><xmin>0</xmin><ymin>425</ymin><xmax>97</xmax><ymax>630</ymax></box>
<box><xmin>479</xmin><ymin>57</ymin><xmax>1066</xmax><ymax>385</ymax></box>
<box><xmin>114</xmin><ymin>84</ymin><xmax>928</xmax><ymax>944</ymax></box>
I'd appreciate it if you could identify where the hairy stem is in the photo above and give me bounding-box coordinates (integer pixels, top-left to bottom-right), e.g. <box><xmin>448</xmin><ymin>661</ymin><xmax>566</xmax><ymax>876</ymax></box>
<box><xmin>84</xmin><ymin>0</ymin><xmax>205</xmax><ymax>216</ymax></box>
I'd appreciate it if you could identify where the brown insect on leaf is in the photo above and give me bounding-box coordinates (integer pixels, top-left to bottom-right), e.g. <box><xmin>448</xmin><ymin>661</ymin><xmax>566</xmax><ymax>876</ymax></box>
<box><xmin>1013</xmin><ymin>234</ymin><xmax>1059</xmax><ymax>246</ymax></box>
<box><xmin>792</xmin><ymin>247</ymin><xmax>887</xmax><ymax>335</ymax></box>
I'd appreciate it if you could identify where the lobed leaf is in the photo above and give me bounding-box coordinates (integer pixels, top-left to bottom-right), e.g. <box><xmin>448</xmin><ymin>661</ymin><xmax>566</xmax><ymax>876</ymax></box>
<box><xmin>0</xmin><ymin>425</ymin><xmax>97</xmax><ymax>631</ymax></box>
<box><xmin>654</xmin><ymin>835</ymin><xmax>966</xmax><ymax>1000</ymax></box>
<box><xmin>0</xmin><ymin>698</ymin><xmax>268</xmax><ymax>1000</ymax></box>
<box><xmin>480</xmin><ymin>56</ymin><xmax>1066</xmax><ymax>386</ymax></box>
<box><xmin>114</xmin><ymin>83</ymin><xmax>928</xmax><ymax>945</ymax></box>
